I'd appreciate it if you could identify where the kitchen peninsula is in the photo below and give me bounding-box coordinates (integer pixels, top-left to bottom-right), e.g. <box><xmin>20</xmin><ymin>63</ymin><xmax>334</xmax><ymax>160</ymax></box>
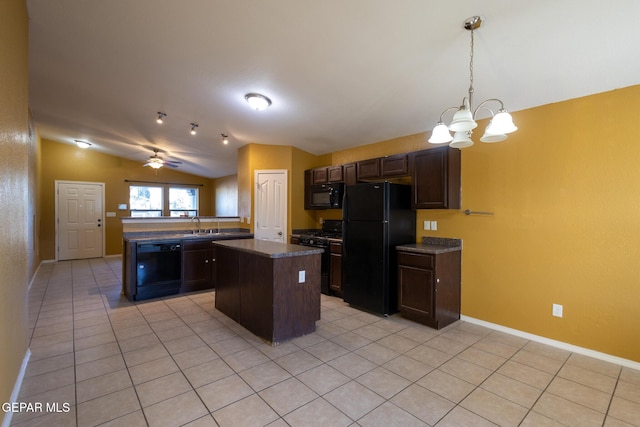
<box><xmin>214</xmin><ymin>239</ymin><xmax>323</xmax><ymax>345</ymax></box>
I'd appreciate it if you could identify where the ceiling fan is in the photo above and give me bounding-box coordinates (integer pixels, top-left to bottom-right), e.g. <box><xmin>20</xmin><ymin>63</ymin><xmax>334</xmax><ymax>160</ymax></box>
<box><xmin>143</xmin><ymin>148</ymin><xmax>182</xmax><ymax>169</ymax></box>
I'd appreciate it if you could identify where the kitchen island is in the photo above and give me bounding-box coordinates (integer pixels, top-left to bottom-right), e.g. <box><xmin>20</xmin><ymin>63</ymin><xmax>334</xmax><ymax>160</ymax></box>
<box><xmin>214</xmin><ymin>239</ymin><xmax>323</xmax><ymax>345</ymax></box>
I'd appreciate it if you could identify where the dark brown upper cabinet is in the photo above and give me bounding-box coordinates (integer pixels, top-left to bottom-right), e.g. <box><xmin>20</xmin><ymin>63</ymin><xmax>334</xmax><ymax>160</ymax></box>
<box><xmin>312</xmin><ymin>167</ymin><xmax>328</xmax><ymax>184</ymax></box>
<box><xmin>381</xmin><ymin>154</ymin><xmax>409</xmax><ymax>177</ymax></box>
<box><xmin>327</xmin><ymin>165</ymin><xmax>344</xmax><ymax>183</ymax></box>
<box><xmin>410</xmin><ymin>146</ymin><xmax>461</xmax><ymax>209</ymax></box>
<box><xmin>356</xmin><ymin>158</ymin><xmax>380</xmax><ymax>180</ymax></box>
<box><xmin>343</xmin><ymin>163</ymin><xmax>357</xmax><ymax>185</ymax></box>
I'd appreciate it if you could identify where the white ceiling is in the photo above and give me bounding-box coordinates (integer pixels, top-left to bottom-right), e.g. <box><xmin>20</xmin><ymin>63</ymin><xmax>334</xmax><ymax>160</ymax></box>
<box><xmin>27</xmin><ymin>0</ymin><xmax>640</xmax><ymax>179</ymax></box>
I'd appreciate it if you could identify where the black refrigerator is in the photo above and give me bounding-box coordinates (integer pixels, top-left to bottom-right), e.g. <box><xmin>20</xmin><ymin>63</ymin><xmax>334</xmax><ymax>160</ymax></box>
<box><xmin>342</xmin><ymin>182</ymin><xmax>416</xmax><ymax>315</ymax></box>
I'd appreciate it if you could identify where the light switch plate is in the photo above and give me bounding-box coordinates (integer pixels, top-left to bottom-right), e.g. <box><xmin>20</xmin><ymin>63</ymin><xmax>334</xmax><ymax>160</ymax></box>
<box><xmin>431</xmin><ymin>221</ymin><xmax>438</xmax><ymax>231</ymax></box>
<box><xmin>423</xmin><ymin>220</ymin><xmax>430</xmax><ymax>230</ymax></box>
<box><xmin>552</xmin><ymin>304</ymin><xmax>563</xmax><ymax>318</ymax></box>
<box><xmin>106</xmin><ymin>212</ymin><xmax>116</xmax><ymax>217</ymax></box>
<box><xmin>298</xmin><ymin>270</ymin><xmax>305</xmax><ymax>283</ymax></box>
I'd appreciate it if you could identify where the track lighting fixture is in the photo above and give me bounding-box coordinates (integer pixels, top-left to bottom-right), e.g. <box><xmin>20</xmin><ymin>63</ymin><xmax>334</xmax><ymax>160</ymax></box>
<box><xmin>156</xmin><ymin>112</ymin><xmax>167</xmax><ymax>124</ymax></box>
<box><xmin>190</xmin><ymin>123</ymin><xmax>198</xmax><ymax>135</ymax></box>
<box><xmin>244</xmin><ymin>93</ymin><xmax>272</xmax><ymax>111</ymax></box>
<box><xmin>429</xmin><ymin>16</ymin><xmax>517</xmax><ymax>148</ymax></box>
<box><xmin>221</xmin><ymin>134</ymin><xmax>229</xmax><ymax>145</ymax></box>
<box><xmin>74</xmin><ymin>140</ymin><xmax>91</xmax><ymax>149</ymax></box>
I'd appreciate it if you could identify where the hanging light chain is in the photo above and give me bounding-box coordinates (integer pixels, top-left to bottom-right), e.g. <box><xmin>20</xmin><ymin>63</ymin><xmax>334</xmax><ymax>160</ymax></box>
<box><xmin>468</xmin><ymin>28</ymin><xmax>475</xmax><ymax>109</ymax></box>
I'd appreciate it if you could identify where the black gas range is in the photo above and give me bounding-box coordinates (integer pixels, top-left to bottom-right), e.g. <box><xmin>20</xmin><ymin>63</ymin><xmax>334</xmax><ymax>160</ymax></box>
<box><xmin>296</xmin><ymin>220</ymin><xmax>342</xmax><ymax>295</ymax></box>
<box><xmin>297</xmin><ymin>219</ymin><xmax>342</xmax><ymax>246</ymax></box>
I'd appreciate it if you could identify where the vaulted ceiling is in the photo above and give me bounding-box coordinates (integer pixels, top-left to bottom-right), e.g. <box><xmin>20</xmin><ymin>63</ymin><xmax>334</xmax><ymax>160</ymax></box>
<box><xmin>27</xmin><ymin>0</ymin><xmax>640</xmax><ymax>178</ymax></box>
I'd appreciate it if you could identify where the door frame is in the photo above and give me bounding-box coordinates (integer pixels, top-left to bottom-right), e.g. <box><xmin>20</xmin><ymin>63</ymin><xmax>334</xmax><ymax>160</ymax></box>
<box><xmin>253</xmin><ymin>169</ymin><xmax>288</xmax><ymax>241</ymax></box>
<box><xmin>55</xmin><ymin>180</ymin><xmax>106</xmax><ymax>261</ymax></box>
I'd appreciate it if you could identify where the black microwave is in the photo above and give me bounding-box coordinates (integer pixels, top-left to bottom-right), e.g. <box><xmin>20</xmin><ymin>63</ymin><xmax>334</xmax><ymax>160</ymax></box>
<box><xmin>308</xmin><ymin>183</ymin><xmax>344</xmax><ymax>209</ymax></box>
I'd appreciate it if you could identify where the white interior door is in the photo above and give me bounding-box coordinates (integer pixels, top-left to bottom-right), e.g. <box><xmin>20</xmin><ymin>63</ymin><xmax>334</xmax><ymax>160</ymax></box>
<box><xmin>56</xmin><ymin>181</ymin><xmax>104</xmax><ymax>260</ymax></box>
<box><xmin>254</xmin><ymin>170</ymin><xmax>287</xmax><ymax>242</ymax></box>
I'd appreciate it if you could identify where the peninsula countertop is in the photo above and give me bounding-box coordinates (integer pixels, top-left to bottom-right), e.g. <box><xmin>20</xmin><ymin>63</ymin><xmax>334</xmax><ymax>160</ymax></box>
<box><xmin>214</xmin><ymin>239</ymin><xmax>323</xmax><ymax>258</ymax></box>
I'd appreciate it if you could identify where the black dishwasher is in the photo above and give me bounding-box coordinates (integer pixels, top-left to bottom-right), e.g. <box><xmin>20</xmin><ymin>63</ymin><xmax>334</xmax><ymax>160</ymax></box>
<box><xmin>135</xmin><ymin>241</ymin><xmax>182</xmax><ymax>300</ymax></box>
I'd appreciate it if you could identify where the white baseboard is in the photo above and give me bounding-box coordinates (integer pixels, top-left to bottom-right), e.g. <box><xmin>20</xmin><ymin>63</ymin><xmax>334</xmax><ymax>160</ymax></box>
<box><xmin>460</xmin><ymin>315</ymin><xmax>640</xmax><ymax>371</ymax></box>
<box><xmin>1</xmin><ymin>349</ymin><xmax>31</xmax><ymax>427</ymax></box>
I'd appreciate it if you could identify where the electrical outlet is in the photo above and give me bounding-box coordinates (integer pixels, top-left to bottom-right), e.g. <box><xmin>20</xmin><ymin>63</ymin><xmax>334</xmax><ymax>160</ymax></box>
<box><xmin>431</xmin><ymin>221</ymin><xmax>438</xmax><ymax>231</ymax></box>
<box><xmin>423</xmin><ymin>220</ymin><xmax>431</xmax><ymax>230</ymax></box>
<box><xmin>298</xmin><ymin>270</ymin><xmax>305</xmax><ymax>283</ymax></box>
<box><xmin>552</xmin><ymin>304</ymin><xmax>563</xmax><ymax>318</ymax></box>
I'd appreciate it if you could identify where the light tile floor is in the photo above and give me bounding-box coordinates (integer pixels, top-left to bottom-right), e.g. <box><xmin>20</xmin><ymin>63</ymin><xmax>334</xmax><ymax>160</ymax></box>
<box><xmin>10</xmin><ymin>257</ymin><xmax>640</xmax><ymax>426</ymax></box>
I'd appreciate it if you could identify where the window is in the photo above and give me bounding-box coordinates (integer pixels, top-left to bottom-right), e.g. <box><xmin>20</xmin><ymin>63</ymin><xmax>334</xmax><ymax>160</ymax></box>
<box><xmin>169</xmin><ymin>187</ymin><xmax>198</xmax><ymax>217</ymax></box>
<box><xmin>129</xmin><ymin>186</ymin><xmax>163</xmax><ymax>217</ymax></box>
<box><xmin>129</xmin><ymin>185</ymin><xmax>199</xmax><ymax>217</ymax></box>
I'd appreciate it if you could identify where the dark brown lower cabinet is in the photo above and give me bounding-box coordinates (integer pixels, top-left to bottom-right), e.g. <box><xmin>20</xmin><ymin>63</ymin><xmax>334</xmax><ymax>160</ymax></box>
<box><xmin>182</xmin><ymin>240</ymin><xmax>217</xmax><ymax>292</ymax></box>
<box><xmin>329</xmin><ymin>241</ymin><xmax>343</xmax><ymax>297</ymax></box>
<box><xmin>397</xmin><ymin>249</ymin><xmax>461</xmax><ymax>329</ymax></box>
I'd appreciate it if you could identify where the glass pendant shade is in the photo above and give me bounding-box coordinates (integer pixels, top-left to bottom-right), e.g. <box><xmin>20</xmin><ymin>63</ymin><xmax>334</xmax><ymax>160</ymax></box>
<box><xmin>149</xmin><ymin>162</ymin><xmax>162</xmax><ymax>169</ymax></box>
<box><xmin>489</xmin><ymin>110</ymin><xmax>517</xmax><ymax>134</ymax></box>
<box><xmin>449</xmin><ymin>131</ymin><xmax>474</xmax><ymax>149</ymax></box>
<box><xmin>449</xmin><ymin>107</ymin><xmax>477</xmax><ymax>132</ymax></box>
<box><xmin>480</xmin><ymin>130</ymin><xmax>508</xmax><ymax>143</ymax></box>
<box><xmin>480</xmin><ymin>120</ymin><xmax>508</xmax><ymax>143</ymax></box>
<box><xmin>428</xmin><ymin>122</ymin><xmax>453</xmax><ymax>144</ymax></box>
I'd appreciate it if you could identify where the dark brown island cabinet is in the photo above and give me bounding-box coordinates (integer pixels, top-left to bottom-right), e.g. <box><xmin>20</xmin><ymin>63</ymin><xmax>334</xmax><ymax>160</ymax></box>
<box><xmin>397</xmin><ymin>242</ymin><xmax>462</xmax><ymax>329</ymax></box>
<box><xmin>214</xmin><ymin>239</ymin><xmax>323</xmax><ymax>344</ymax></box>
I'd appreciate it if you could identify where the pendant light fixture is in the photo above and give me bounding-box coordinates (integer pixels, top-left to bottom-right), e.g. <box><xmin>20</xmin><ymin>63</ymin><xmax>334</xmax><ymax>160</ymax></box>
<box><xmin>156</xmin><ymin>112</ymin><xmax>167</xmax><ymax>124</ymax></box>
<box><xmin>190</xmin><ymin>123</ymin><xmax>198</xmax><ymax>135</ymax></box>
<box><xmin>221</xmin><ymin>133</ymin><xmax>229</xmax><ymax>145</ymax></box>
<box><xmin>429</xmin><ymin>16</ymin><xmax>517</xmax><ymax>148</ymax></box>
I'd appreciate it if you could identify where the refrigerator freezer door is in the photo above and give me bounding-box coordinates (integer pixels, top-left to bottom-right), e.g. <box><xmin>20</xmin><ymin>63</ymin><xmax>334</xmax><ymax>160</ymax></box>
<box><xmin>343</xmin><ymin>221</ymin><xmax>390</xmax><ymax>314</ymax></box>
<box><xmin>344</xmin><ymin>182</ymin><xmax>388</xmax><ymax>222</ymax></box>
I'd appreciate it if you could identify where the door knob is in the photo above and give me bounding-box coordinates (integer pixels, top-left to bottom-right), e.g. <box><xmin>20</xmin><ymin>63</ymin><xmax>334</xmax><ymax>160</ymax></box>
<box><xmin>278</xmin><ymin>231</ymin><xmax>283</xmax><ymax>236</ymax></box>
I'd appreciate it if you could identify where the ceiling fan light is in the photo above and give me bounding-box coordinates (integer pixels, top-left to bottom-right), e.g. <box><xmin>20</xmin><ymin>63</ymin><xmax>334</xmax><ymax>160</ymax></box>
<box><xmin>190</xmin><ymin>123</ymin><xmax>198</xmax><ymax>135</ymax></box>
<box><xmin>149</xmin><ymin>162</ymin><xmax>162</xmax><ymax>169</ymax></box>
<box><xmin>245</xmin><ymin>93</ymin><xmax>272</xmax><ymax>110</ymax></box>
<box><xmin>490</xmin><ymin>110</ymin><xmax>517</xmax><ymax>134</ymax></box>
<box><xmin>428</xmin><ymin>123</ymin><xmax>453</xmax><ymax>144</ymax></box>
<box><xmin>449</xmin><ymin>131</ymin><xmax>474</xmax><ymax>149</ymax></box>
<box><xmin>449</xmin><ymin>107</ymin><xmax>477</xmax><ymax>132</ymax></box>
<box><xmin>156</xmin><ymin>112</ymin><xmax>166</xmax><ymax>124</ymax></box>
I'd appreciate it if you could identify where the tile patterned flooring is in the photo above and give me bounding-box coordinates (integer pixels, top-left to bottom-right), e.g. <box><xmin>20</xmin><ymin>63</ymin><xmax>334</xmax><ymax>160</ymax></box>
<box><xmin>10</xmin><ymin>257</ymin><xmax>640</xmax><ymax>426</ymax></box>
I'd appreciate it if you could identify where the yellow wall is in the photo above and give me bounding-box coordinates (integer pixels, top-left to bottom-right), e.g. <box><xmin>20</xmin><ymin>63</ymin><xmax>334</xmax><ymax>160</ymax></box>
<box><xmin>40</xmin><ymin>139</ymin><xmax>215</xmax><ymax>258</ymax></box>
<box><xmin>0</xmin><ymin>0</ymin><xmax>31</xmax><ymax>415</ymax></box>
<box><xmin>237</xmin><ymin>143</ymin><xmax>322</xmax><ymax>234</ymax></box>
<box><xmin>213</xmin><ymin>174</ymin><xmax>239</xmax><ymax>217</ymax></box>
<box><xmin>308</xmin><ymin>86</ymin><xmax>640</xmax><ymax>362</ymax></box>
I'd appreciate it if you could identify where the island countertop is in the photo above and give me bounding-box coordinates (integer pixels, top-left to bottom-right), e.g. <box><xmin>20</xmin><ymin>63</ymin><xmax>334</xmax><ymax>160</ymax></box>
<box><xmin>214</xmin><ymin>239</ymin><xmax>323</xmax><ymax>258</ymax></box>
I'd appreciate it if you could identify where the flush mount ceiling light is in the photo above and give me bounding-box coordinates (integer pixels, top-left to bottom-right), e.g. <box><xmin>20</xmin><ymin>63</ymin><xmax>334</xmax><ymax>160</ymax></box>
<box><xmin>429</xmin><ymin>16</ymin><xmax>517</xmax><ymax>148</ymax></box>
<box><xmin>244</xmin><ymin>93</ymin><xmax>272</xmax><ymax>111</ymax></box>
<box><xmin>156</xmin><ymin>112</ymin><xmax>167</xmax><ymax>124</ymax></box>
<box><xmin>190</xmin><ymin>123</ymin><xmax>199</xmax><ymax>135</ymax></box>
<box><xmin>74</xmin><ymin>139</ymin><xmax>91</xmax><ymax>149</ymax></box>
<box><xmin>221</xmin><ymin>133</ymin><xmax>229</xmax><ymax>145</ymax></box>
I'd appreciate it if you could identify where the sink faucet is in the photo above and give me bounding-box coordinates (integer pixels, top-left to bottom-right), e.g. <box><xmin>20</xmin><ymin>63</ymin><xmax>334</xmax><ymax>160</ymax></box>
<box><xmin>190</xmin><ymin>216</ymin><xmax>201</xmax><ymax>234</ymax></box>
